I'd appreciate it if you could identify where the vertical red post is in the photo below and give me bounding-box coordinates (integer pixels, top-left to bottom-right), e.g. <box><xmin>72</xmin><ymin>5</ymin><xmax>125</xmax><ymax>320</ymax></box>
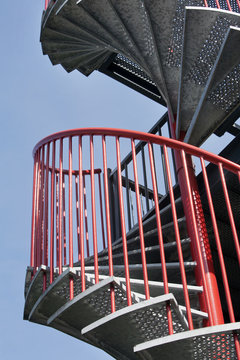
<box><xmin>83</xmin><ymin>175</ymin><xmax>90</xmax><ymax>257</ymax></box>
<box><xmin>30</xmin><ymin>155</ymin><xmax>37</xmax><ymax>273</ymax></box>
<box><xmin>131</xmin><ymin>139</ymin><xmax>150</xmax><ymax>300</ymax></box>
<box><xmin>116</xmin><ymin>137</ymin><xmax>132</xmax><ymax>306</ymax></box>
<box><xmin>102</xmin><ymin>136</ymin><xmax>115</xmax><ymax>312</ymax></box>
<box><xmin>90</xmin><ymin>135</ymin><xmax>99</xmax><ymax>283</ymax></box>
<box><xmin>43</xmin><ymin>143</ymin><xmax>50</xmax><ymax>291</ymax></box>
<box><xmin>34</xmin><ymin>150</ymin><xmax>41</xmax><ymax>272</ymax></box>
<box><xmin>75</xmin><ymin>176</ymin><xmax>81</xmax><ymax>261</ymax></box>
<box><xmin>180</xmin><ymin>150</ymin><xmax>224</xmax><ymax>325</ymax></box>
<box><xmin>56</xmin><ymin>174</ymin><xmax>59</xmax><ymax>268</ymax></box>
<box><xmin>69</xmin><ymin>136</ymin><xmax>74</xmax><ymax>299</ymax></box>
<box><xmin>168</xmin><ymin>113</ymin><xmax>224</xmax><ymax>326</ymax></box>
<box><xmin>148</xmin><ymin>142</ymin><xmax>173</xmax><ymax>335</ymax></box>
<box><xmin>58</xmin><ymin>138</ymin><xmax>63</xmax><ymax>275</ymax></box>
<box><xmin>50</xmin><ymin>141</ymin><xmax>55</xmax><ymax>284</ymax></box>
<box><xmin>163</xmin><ymin>145</ymin><xmax>194</xmax><ymax>330</ymax></box>
<box><xmin>63</xmin><ymin>175</ymin><xmax>67</xmax><ymax>266</ymax></box>
<box><xmin>225</xmin><ymin>0</ymin><xmax>232</xmax><ymax>11</ymax></box>
<box><xmin>39</xmin><ymin>146</ymin><xmax>45</xmax><ymax>267</ymax></box>
<box><xmin>79</xmin><ymin>136</ymin><xmax>86</xmax><ymax>292</ymax></box>
<box><xmin>98</xmin><ymin>172</ymin><xmax>106</xmax><ymax>250</ymax></box>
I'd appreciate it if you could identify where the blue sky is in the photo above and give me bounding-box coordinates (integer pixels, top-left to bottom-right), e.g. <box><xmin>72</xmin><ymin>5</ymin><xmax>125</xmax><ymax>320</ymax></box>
<box><xmin>0</xmin><ymin>1</ymin><xmax>165</xmax><ymax>359</ymax></box>
<box><xmin>1</xmin><ymin>1</ymin><xmax>237</xmax><ymax>359</ymax></box>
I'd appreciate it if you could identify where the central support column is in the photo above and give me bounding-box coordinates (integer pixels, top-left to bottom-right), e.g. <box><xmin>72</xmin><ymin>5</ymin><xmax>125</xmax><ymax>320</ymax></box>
<box><xmin>168</xmin><ymin>114</ymin><xmax>224</xmax><ymax>326</ymax></box>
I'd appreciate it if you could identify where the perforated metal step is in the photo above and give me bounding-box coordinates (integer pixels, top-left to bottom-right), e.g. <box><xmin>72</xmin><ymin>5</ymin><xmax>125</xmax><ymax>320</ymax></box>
<box><xmin>82</xmin><ymin>294</ymin><xmax>188</xmax><ymax>360</ymax></box>
<box><xmin>134</xmin><ymin>322</ymin><xmax>240</xmax><ymax>360</ymax></box>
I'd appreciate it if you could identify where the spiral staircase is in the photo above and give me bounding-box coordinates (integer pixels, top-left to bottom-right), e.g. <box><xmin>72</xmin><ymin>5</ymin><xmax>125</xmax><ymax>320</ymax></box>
<box><xmin>24</xmin><ymin>1</ymin><xmax>240</xmax><ymax>359</ymax></box>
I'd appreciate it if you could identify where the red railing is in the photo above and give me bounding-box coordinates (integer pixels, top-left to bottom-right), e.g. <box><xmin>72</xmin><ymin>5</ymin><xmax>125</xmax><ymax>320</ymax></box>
<box><xmin>29</xmin><ymin>127</ymin><xmax>240</xmax><ymax>355</ymax></box>
<box><xmin>44</xmin><ymin>0</ymin><xmax>240</xmax><ymax>12</ymax></box>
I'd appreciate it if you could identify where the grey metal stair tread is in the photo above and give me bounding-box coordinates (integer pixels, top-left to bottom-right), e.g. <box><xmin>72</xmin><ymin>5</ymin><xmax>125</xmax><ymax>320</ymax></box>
<box><xmin>84</xmin><ymin>262</ymin><xmax>196</xmax><ymax>283</ymax></box>
<box><xmin>48</xmin><ymin>47</ymin><xmax>108</xmax><ymax>67</ymax></box>
<box><xmin>41</xmin><ymin>27</ymin><xmax>98</xmax><ymax>45</ymax></box>
<box><xmin>82</xmin><ymin>294</ymin><xmax>188</xmax><ymax>360</ymax></box>
<box><xmin>110</xmin><ymin>0</ymin><xmax>167</xmax><ymax>102</ymax></box>
<box><xmin>177</xmin><ymin>7</ymin><xmax>240</xmax><ymax>140</ymax></box>
<box><xmin>28</xmin><ymin>268</ymin><xmax>90</xmax><ymax>323</ymax></box>
<box><xmin>85</xmin><ymin>273</ymin><xmax>203</xmax><ymax>296</ymax></box>
<box><xmin>134</xmin><ymin>322</ymin><xmax>240</xmax><ymax>359</ymax></box>
<box><xmin>76</xmin><ymin>51</ymin><xmax>112</xmax><ymax>76</ymax></box>
<box><xmin>179</xmin><ymin>305</ymin><xmax>208</xmax><ymax>319</ymax></box>
<box><xmin>105</xmin><ymin>217</ymin><xmax>187</xmax><ymax>257</ymax></box>
<box><xmin>24</xmin><ymin>265</ymin><xmax>49</xmax><ymax>320</ymax></box>
<box><xmin>47</xmin><ymin>276</ymin><xmax>135</xmax><ymax>329</ymax></box>
<box><xmin>24</xmin><ymin>266</ymin><xmax>34</xmax><ymax>298</ymax></box>
<box><xmin>113</xmin><ymin>197</ymin><xmax>184</xmax><ymax>247</ymax></box>
<box><xmin>42</xmin><ymin>43</ymin><xmax>100</xmax><ymax>55</ymax></box>
<box><xmin>79</xmin><ymin>0</ymin><xmax>147</xmax><ymax>67</ymax></box>
<box><xmin>185</xmin><ymin>25</ymin><xmax>240</xmax><ymax>146</ymax></box>
<box><xmin>143</xmin><ymin>0</ymin><xmax>195</xmax><ymax>114</ymax></box>
<box><xmin>89</xmin><ymin>238</ymin><xmax>191</xmax><ymax>266</ymax></box>
<box><xmin>61</xmin><ymin>49</ymin><xmax>111</xmax><ymax>73</ymax></box>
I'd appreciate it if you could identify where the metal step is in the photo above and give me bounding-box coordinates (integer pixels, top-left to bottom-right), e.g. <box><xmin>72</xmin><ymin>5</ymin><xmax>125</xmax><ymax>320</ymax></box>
<box><xmin>82</xmin><ymin>294</ymin><xmax>188</xmax><ymax>360</ymax></box>
<box><xmin>134</xmin><ymin>322</ymin><xmax>240</xmax><ymax>360</ymax></box>
<box><xmin>177</xmin><ymin>7</ymin><xmax>240</xmax><ymax>142</ymax></box>
<box><xmin>78</xmin><ymin>0</ymin><xmax>148</xmax><ymax>70</ymax></box>
<box><xmin>109</xmin><ymin>0</ymin><xmax>167</xmax><ymax>102</ymax></box>
<box><xmin>85</xmin><ymin>262</ymin><xmax>197</xmax><ymax>284</ymax></box>
<box><xmin>47</xmin><ymin>276</ymin><xmax>138</xmax><ymax>330</ymax></box>
<box><xmin>86</xmin><ymin>273</ymin><xmax>203</xmax><ymax>314</ymax></box>
<box><xmin>86</xmin><ymin>238</ymin><xmax>191</xmax><ymax>266</ymax></box>
<box><xmin>24</xmin><ymin>265</ymin><xmax>50</xmax><ymax>320</ymax></box>
<box><xmin>184</xmin><ymin>25</ymin><xmax>240</xmax><ymax>145</ymax></box>
<box><xmin>28</xmin><ymin>268</ymin><xmax>92</xmax><ymax>324</ymax></box>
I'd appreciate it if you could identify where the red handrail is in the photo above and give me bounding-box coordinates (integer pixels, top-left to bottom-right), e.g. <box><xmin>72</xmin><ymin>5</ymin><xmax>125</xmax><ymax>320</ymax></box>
<box><xmin>33</xmin><ymin>128</ymin><xmax>240</xmax><ymax>174</ymax></box>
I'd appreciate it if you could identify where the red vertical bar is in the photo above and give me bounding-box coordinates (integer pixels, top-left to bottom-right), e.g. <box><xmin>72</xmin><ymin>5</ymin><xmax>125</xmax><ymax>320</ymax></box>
<box><xmin>102</xmin><ymin>136</ymin><xmax>115</xmax><ymax>312</ymax></box>
<box><xmin>98</xmin><ymin>172</ymin><xmax>106</xmax><ymax>250</ymax></box>
<box><xmin>215</xmin><ymin>0</ymin><xmax>221</xmax><ymax>8</ymax></box>
<box><xmin>58</xmin><ymin>138</ymin><xmax>63</xmax><ymax>275</ymax></box>
<box><xmin>225</xmin><ymin>0</ymin><xmax>232</xmax><ymax>10</ymax></box>
<box><xmin>44</xmin><ymin>0</ymin><xmax>48</xmax><ymax>10</ymax></box>
<box><xmin>79</xmin><ymin>136</ymin><xmax>86</xmax><ymax>292</ymax></box>
<box><xmin>69</xmin><ymin>137</ymin><xmax>74</xmax><ymax>299</ymax></box>
<box><xmin>56</xmin><ymin>174</ymin><xmax>59</xmax><ymax>268</ymax></box>
<box><xmin>62</xmin><ymin>175</ymin><xmax>67</xmax><ymax>266</ymax></box>
<box><xmin>75</xmin><ymin>176</ymin><xmax>81</xmax><ymax>261</ymax></box>
<box><xmin>218</xmin><ymin>163</ymin><xmax>240</xmax><ymax>265</ymax></box>
<box><xmin>203</xmin><ymin>0</ymin><xmax>208</xmax><ymax>6</ymax></box>
<box><xmin>50</xmin><ymin>141</ymin><xmax>55</xmax><ymax>284</ymax></box>
<box><xmin>237</xmin><ymin>0</ymin><xmax>240</xmax><ymax>11</ymax></box>
<box><xmin>90</xmin><ymin>135</ymin><xmax>99</xmax><ymax>283</ymax></box>
<box><xmin>148</xmin><ymin>142</ymin><xmax>173</xmax><ymax>334</ymax></box>
<box><xmin>39</xmin><ymin>146</ymin><xmax>45</xmax><ymax>266</ymax></box>
<box><xmin>181</xmin><ymin>150</ymin><xmax>221</xmax><ymax>326</ymax></box>
<box><xmin>163</xmin><ymin>145</ymin><xmax>194</xmax><ymax>330</ymax></box>
<box><xmin>34</xmin><ymin>150</ymin><xmax>41</xmax><ymax>272</ymax></box>
<box><xmin>43</xmin><ymin>143</ymin><xmax>50</xmax><ymax>291</ymax></box>
<box><xmin>83</xmin><ymin>175</ymin><xmax>90</xmax><ymax>257</ymax></box>
<box><xmin>30</xmin><ymin>155</ymin><xmax>37</xmax><ymax>271</ymax></box>
<box><xmin>131</xmin><ymin>139</ymin><xmax>150</xmax><ymax>300</ymax></box>
<box><xmin>116</xmin><ymin>137</ymin><xmax>132</xmax><ymax>306</ymax></box>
